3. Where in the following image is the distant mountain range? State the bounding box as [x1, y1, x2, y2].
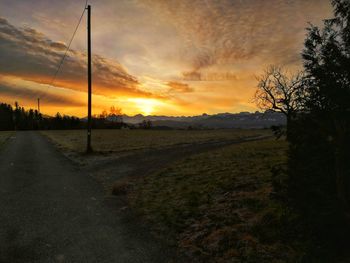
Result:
[118, 111, 286, 129]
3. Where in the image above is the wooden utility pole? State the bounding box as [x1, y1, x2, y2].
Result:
[37, 98, 40, 114]
[86, 4, 93, 153]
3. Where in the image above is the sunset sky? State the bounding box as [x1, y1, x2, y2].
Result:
[0, 0, 332, 117]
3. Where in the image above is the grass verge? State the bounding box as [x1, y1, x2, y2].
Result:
[126, 139, 296, 262]
[0, 131, 14, 148]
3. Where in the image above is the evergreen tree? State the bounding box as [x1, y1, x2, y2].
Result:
[287, 0, 350, 260]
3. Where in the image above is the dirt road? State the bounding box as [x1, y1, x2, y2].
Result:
[79, 133, 271, 191]
[0, 131, 174, 263]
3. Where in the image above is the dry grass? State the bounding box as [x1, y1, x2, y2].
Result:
[127, 139, 294, 262]
[41, 129, 270, 154]
[111, 179, 132, 196]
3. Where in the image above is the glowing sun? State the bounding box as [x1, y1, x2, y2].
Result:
[129, 98, 160, 115]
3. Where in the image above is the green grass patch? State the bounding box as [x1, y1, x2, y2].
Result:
[128, 139, 296, 262]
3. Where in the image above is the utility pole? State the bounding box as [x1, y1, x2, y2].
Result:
[37, 98, 40, 114]
[86, 4, 93, 153]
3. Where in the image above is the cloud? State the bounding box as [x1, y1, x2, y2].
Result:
[167, 81, 193, 93]
[140, 0, 332, 75]
[0, 81, 85, 107]
[183, 71, 202, 81]
[32, 13, 69, 31]
[0, 17, 153, 98]
[49, 41, 66, 51]
[182, 70, 238, 81]
[0, 1, 333, 116]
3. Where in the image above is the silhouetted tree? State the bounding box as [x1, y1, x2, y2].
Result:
[0, 103, 14, 130]
[109, 106, 122, 116]
[0, 102, 82, 130]
[92, 107, 125, 129]
[284, 0, 350, 260]
[139, 120, 152, 129]
[254, 65, 305, 130]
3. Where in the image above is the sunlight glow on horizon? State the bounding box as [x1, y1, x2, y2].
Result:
[127, 98, 163, 116]
[0, 0, 333, 116]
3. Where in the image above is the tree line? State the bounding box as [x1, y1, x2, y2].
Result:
[254, 0, 350, 261]
[0, 102, 127, 130]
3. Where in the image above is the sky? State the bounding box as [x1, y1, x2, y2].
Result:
[0, 0, 333, 117]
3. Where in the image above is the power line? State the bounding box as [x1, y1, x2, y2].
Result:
[37, 0, 88, 114]
[42, 0, 88, 98]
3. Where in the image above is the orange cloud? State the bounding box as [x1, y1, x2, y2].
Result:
[0, 0, 333, 117]
[0, 17, 154, 98]
[141, 0, 332, 74]
[167, 81, 193, 93]
[0, 76, 85, 107]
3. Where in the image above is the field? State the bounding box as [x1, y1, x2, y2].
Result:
[40, 129, 294, 261]
[126, 139, 292, 262]
[0, 131, 13, 147]
[41, 129, 271, 154]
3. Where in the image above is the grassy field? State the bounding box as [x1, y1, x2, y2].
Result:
[41, 129, 271, 154]
[126, 139, 292, 262]
[0, 131, 13, 147]
[42, 129, 294, 261]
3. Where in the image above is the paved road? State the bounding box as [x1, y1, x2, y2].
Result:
[0, 131, 173, 263]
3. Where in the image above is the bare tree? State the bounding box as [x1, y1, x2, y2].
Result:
[254, 65, 305, 126]
[109, 106, 122, 116]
